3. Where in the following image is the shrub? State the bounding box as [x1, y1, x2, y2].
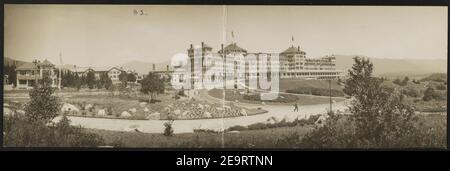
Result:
[3, 115, 105, 147]
[247, 123, 268, 130]
[163, 119, 174, 136]
[226, 125, 248, 132]
[435, 83, 446, 90]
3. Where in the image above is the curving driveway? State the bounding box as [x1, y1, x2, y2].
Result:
[56, 97, 350, 134]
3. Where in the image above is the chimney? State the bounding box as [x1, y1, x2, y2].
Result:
[298, 46, 300, 51]
[153, 64, 155, 71]
[166, 65, 169, 71]
[201, 42, 204, 47]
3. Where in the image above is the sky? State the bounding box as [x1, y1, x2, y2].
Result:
[4, 5, 448, 67]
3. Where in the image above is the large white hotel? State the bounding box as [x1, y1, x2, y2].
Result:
[171, 42, 344, 90]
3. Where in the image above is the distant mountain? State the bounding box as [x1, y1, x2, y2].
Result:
[332, 55, 447, 76]
[118, 60, 172, 75]
[4, 57, 28, 67]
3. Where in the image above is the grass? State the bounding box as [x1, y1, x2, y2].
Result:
[208, 88, 345, 105]
[87, 125, 314, 148]
[85, 113, 446, 148]
[279, 79, 343, 92]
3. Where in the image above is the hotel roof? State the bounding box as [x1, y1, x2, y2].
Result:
[218, 43, 247, 54]
[280, 46, 305, 55]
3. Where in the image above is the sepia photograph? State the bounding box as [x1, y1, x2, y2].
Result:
[3, 4, 447, 149]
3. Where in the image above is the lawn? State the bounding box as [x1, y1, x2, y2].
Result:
[208, 88, 345, 105]
[279, 79, 343, 92]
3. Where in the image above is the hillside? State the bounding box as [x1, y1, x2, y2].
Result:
[4, 57, 28, 67]
[118, 60, 172, 75]
[332, 55, 447, 76]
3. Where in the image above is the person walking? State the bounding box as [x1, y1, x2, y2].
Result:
[293, 103, 299, 112]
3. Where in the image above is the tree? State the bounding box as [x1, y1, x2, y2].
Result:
[127, 73, 137, 88]
[344, 56, 415, 146]
[402, 76, 410, 86]
[119, 71, 128, 87]
[85, 71, 96, 89]
[423, 87, 435, 101]
[140, 72, 165, 103]
[24, 72, 62, 123]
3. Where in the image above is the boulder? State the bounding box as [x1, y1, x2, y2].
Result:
[4, 103, 10, 107]
[139, 102, 148, 107]
[143, 107, 150, 112]
[121, 111, 132, 117]
[240, 109, 247, 116]
[61, 103, 80, 113]
[315, 115, 329, 126]
[182, 111, 189, 116]
[97, 109, 106, 116]
[197, 104, 204, 109]
[203, 111, 212, 118]
[16, 110, 25, 115]
[128, 108, 137, 113]
[174, 109, 181, 115]
[84, 104, 93, 110]
[4, 107, 13, 116]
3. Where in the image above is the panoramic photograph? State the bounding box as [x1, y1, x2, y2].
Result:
[3, 5, 447, 148]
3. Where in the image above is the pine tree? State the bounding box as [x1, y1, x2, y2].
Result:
[24, 72, 62, 123]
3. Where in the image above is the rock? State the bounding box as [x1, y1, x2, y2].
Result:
[197, 104, 204, 109]
[121, 111, 132, 117]
[143, 107, 150, 112]
[174, 109, 181, 115]
[61, 103, 80, 113]
[266, 117, 277, 124]
[205, 104, 210, 108]
[16, 110, 25, 115]
[4, 103, 10, 107]
[235, 100, 239, 103]
[128, 108, 137, 113]
[182, 111, 189, 116]
[315, 115, 329, 126]
[84, 104, 93, 110]
[139, 102, 148, 107]
[4, 107, 13, 116]
[261, 102, 266, 105]
[97, 109, 106, 116]
[240, 109, 247, 116]
[203, 111, 212, 118]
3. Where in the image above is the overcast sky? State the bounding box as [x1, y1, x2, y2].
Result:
[4, 5, 447, 67]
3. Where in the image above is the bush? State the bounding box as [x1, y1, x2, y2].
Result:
[247, 123, 268, 130]
[435, 83, 446, 90]
[3, 115, 105, 147]
[163, 120, 174, 136]
[226, 125, 248, 132]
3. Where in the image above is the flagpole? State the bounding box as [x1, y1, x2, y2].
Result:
[58, 52, 62, 90]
